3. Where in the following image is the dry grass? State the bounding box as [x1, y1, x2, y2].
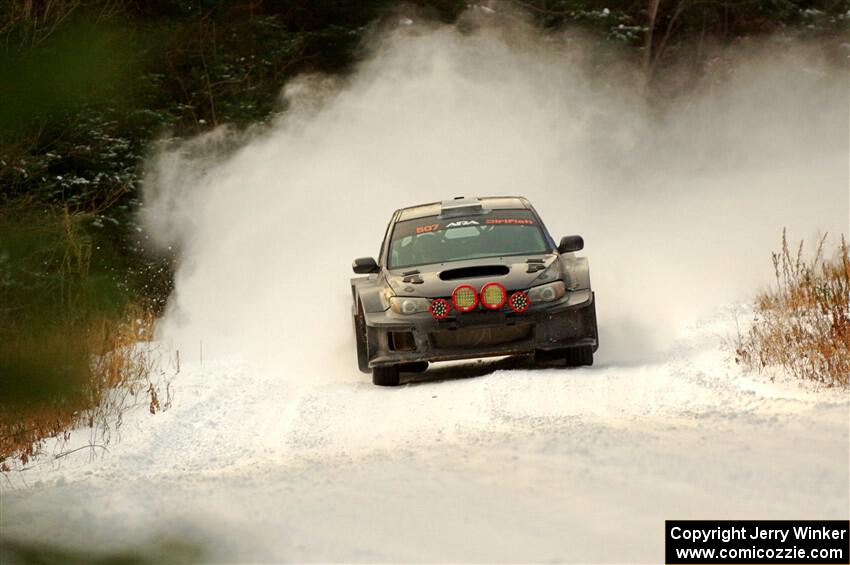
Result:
[0, 305, 170, 469]
[736, 230, 850, 387]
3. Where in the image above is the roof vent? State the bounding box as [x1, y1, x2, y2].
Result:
[439, 197, 484, 218]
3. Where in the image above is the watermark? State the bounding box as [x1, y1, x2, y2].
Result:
[666, 520, 849, 564]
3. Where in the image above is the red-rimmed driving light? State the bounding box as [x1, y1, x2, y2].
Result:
[451, 284, 478, 313]
[429, 298, 451, 319]
[480, 282, 507, 310]
[508, 291, 530, 313]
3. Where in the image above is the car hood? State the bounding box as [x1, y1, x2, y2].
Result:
[386, 254, 561, 298]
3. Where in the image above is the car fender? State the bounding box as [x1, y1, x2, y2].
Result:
[558, 255, 591, 290]
[351, 276, 388, 315]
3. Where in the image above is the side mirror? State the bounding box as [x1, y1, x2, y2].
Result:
[352, 257, 380, 274]
[558, 235, 584, 253]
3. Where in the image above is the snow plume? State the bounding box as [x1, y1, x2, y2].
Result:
[141, 10, 847, 375]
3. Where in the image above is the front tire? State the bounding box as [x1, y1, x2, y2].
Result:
[372, 365, 400, 387]
[353, 305, 370, 374]
[533, 348, 565, 365]
[565, 346, 594, 367]
[534, 346, 594, 367]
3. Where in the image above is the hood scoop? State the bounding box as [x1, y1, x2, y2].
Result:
[526, 259, 547, 273]
[439, 265, 510, 281]
[400, 269, 423, 284]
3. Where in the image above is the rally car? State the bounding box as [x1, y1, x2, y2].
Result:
[351, 196, 598, 386]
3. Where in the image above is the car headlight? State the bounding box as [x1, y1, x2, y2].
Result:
[527, 280, 566, 303]
[389, 296, 432, 315]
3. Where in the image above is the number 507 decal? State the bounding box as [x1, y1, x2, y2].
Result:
[416, 223, 440, 234]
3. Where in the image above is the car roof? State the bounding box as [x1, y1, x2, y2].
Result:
[396, 196, 532, 221]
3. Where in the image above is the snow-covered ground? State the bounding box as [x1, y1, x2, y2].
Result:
[1, 308, 847, 562]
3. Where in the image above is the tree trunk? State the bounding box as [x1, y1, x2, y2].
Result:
[644, 0, 661, 70]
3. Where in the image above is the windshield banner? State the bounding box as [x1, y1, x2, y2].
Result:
[393, 210, 537, 240]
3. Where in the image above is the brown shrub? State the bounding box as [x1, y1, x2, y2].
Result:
[736, 230, 850, 387]
[0, 305, 169, 468]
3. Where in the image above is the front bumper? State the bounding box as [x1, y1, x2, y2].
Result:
[364, 290, 598, 368]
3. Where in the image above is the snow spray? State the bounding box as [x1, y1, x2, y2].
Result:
[141, 9, 848, 377]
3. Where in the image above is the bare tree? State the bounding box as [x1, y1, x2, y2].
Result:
[644, 0, 661, 70]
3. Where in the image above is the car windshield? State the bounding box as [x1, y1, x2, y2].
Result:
[388, 211, 551, 268]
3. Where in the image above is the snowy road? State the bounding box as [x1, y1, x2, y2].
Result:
[2, 12, 847, 563]
[2, 309, 847, 562]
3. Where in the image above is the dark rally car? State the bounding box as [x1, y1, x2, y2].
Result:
[351, 196, 598, 386]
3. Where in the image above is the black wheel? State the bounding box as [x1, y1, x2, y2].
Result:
[372, 365, 400, 386]
[353, 305, 370, 373]
[565, 346, 594, 367]
[533, 348, 566, 366]
[399, 361, 428, 373]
